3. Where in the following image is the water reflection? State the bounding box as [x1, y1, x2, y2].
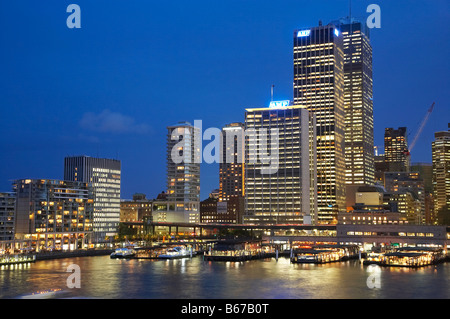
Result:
[0, 256, 448, 299]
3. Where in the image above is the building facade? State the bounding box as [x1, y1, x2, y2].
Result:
[13, 179, 94, 251]
[219, 122, 245, 201]
[293, 22, 346, 223]
[120, 193, 152, 222]
[432, 126, 450, 224]
[218, 122, 245, 223]
[243, 102, 317, 225]
[64, 156, 121, 242]
[333, 19, 374, 187]
[152, 122, 201, 233]
[0, 192, 15, 241]
[384, 127, 409, 172]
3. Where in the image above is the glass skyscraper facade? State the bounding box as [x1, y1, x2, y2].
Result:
[293, 23, 346, 223]
[335, 19, 374, 186]
[432, 126, 450, 224]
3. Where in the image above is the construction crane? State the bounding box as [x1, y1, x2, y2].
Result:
[404, 102, 435, 170]
[409, 102, 435, 152]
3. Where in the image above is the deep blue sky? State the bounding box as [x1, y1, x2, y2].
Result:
[0, 0, 449, 200]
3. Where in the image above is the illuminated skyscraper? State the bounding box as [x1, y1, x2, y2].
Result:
[333, 19, 374, 186]
[293, 22, 346, 223]
[243, 101, 317, 225]
[64, 156, 121, 242]
[384, 127, 409, 171]
[219, 123, 245, 201]
[166, 122, 201, 205]
[155, 122, 200, 228]
[432, 125, 450, 224]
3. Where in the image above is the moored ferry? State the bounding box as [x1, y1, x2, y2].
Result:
[0, 254, 36, 266]
[110, 248, 136, 259]
[158, 246, 193, 259]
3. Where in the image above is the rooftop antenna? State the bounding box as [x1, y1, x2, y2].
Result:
[271, 84, 275, 101]
[349, 0, 352, 20]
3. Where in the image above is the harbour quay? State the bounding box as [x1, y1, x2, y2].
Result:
[265, 224, 449, 252]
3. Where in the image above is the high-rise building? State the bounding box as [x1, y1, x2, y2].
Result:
[166, 122, 201, 205]
[384, 127, 409, 172]
[0, 192, 15, 241]
[219, 123, 245, 201]
[432, 125, 450, 224]
[293, 22, 346, 223]
[152, 122, 200, 232]
[13, 179, 94, 250]
[64, 156, 121, 242]
[332, 19, 374, 186]
[243, 101, 317, 225]
[216, 122, 246, 224]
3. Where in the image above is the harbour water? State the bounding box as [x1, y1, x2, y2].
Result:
[1, 255, 448, 299]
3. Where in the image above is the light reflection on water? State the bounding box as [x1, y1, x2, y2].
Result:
[1, 256, 448, 299]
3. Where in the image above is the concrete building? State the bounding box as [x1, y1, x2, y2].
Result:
[0, 192, 15, 241]
[243, 102, 317, 225]
[120, 193, 152, 222]
[64, 156, 121, 242]
[12, 179, 94, 251]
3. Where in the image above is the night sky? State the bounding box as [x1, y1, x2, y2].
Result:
[0, 0, 449, 200]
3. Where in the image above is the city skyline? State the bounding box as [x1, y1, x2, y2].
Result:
[1, 1, 449, 201]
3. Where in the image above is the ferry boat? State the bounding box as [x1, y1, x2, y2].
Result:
[158, 246, 192, 259]
[363, 252, 384, 265]
[110, 248, 136, 259]
[19, 289, 64, 299]
[0, 254, 36, 266]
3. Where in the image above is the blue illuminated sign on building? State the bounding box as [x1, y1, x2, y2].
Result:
[269, 100, 291, 108]
[334, 29, 340, 37]
[297, 30, 311, 37]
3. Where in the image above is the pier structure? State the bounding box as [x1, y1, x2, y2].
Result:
[133, 221, 449, 251]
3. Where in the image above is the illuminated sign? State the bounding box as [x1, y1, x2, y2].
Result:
[297, 30, 311, 37]
[269, 100, 290, 108]
[334, 29, 340, 37]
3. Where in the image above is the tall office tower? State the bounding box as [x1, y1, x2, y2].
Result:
[332, 19, 374, 186]
[432, 125, 450, 224]
[293, 22, 346, 223]
[13, 179, 94, 250]
[219, 123, 245, 201]
[384, 127, 409, 172]
[158, 121, 200, 229]
[243, 101, 317, 225]
[217, 123, 245, 223]
[0, 192, 15, 241]
[64, 156, 121, 242]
